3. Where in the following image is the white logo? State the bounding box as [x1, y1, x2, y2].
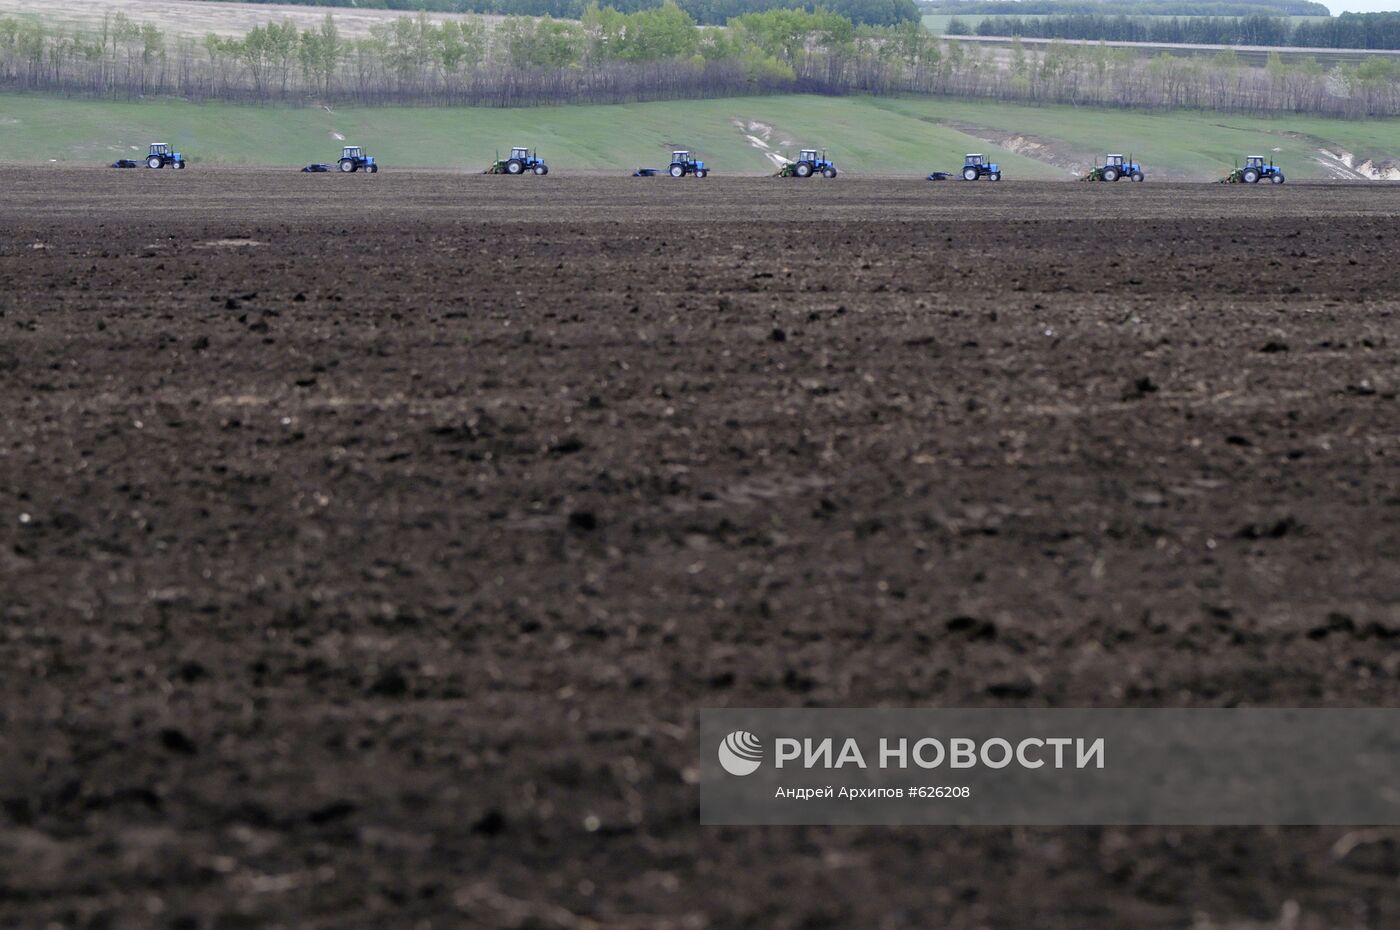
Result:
[718, 730, 763, 776]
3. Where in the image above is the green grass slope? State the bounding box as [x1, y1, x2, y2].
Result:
[1, 92, 1397, 179]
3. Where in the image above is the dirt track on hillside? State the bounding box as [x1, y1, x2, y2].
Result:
[2, 169, 1399, 930]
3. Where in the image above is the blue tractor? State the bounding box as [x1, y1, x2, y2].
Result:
[1223, 155, 1285, 185]
[338, 145, 379, 173]
[961, 153, 1000, 181]
[488, 147, 548, 175]
[1085, 153, 1145, 182]
[144, 142, 186, 170]
[668, 151, 708, 178]
[779, 148, 838, 178]
[636, 150, 710, 177]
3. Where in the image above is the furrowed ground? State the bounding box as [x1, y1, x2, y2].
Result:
[2, 169, 1399, 929]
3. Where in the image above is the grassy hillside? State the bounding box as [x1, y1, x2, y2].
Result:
[1, 92, 1398, 178]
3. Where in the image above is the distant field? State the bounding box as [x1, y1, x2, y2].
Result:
[1, 92, 1398, 179]
[923, 13, 1050, 33]
[950, 32, 1400, 66]
[0, 0, 508, 38]
[922, 13, 1332, 35]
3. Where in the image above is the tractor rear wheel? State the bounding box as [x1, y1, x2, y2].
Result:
[148, 156, 163, 169]
[340, 160, 355, 173]
[795, 163, 812, 178]
[1242, 169, 1260, 183]
[963, 167, 978, 181]
[670, 165, 685, 177]
[506, 160, 524, 175]
[1102, 167, 1119, 182]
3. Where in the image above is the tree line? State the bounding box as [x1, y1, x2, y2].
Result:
[963, 12, 1400, 51]
[3, 7, 1400, 115]
[179, 0, 919, 26]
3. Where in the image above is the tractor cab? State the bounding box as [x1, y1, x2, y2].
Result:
[672, 151, 694, 166]
[511, 147, 531, 160]
[800, 149, 819, 163]
[1106, 154, 1125, 167]
[150, 143, 171, 157]
[343, 146, 363, 160]
[965, 153, 985, 167]
[1245, 155, 1266, 169]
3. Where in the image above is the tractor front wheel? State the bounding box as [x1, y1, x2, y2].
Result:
[1271, 173, 1284, 184]
[1132, 172, 1144, 182]
[370, 164, 379, 174]
[822, 167, 837, 178]
[697, 169, 708, 178]
[989, 172, 1001, 182]
[506, 160, 524, 175]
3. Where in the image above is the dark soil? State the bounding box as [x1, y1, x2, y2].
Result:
[2, 168, 1399, 930]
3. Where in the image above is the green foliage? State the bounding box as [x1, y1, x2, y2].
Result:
[298, 14, 344, 93]
[582, 1, 700, 63]
[435, 19, 489, 72]
[731, 8, 853, 65]
[499, 16, 585, 68]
